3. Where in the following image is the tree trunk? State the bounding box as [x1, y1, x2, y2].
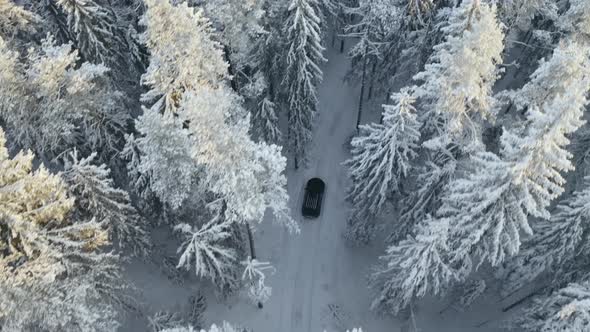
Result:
[356, 53, 368, 131]
[294, 156, 299, 170]
[223, 45, 238, 92]
[367, 61, 377, 100]
[246, 222, 256, 259]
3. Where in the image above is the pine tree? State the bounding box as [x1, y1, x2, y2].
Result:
[0, 0, 37, 39]
[344, 89, 421, 244]
[557, 0, 590, 41]
[0, 126, 131, 331]
[131, 109, 196, 209]
[497, 0, 558, 32]
[246, 0, 287, 144]
[414, 0, 504, 151]
[0, 35, 129, 161]
[25, 0, 72, 43]
[373, 40, 590, 315]
[201, 0, 266, 73]
[56, 0, 124, 64]
[62, 150, 151, 257]
[442, 41, 590, 268]
[371, 216, 460, 314]
[139, 0, 228, 114]
[502, 176, 590, 296]
[282, 0, 326, 168]
[391, 155, 456, 244]
[160, 321, 239, 332]
[179, 89, 295, 229]
[344, 0, 403, 86]
[174, 201, 236, 286]
[514, 281, 590, 332]
[137, 0, 296, 231]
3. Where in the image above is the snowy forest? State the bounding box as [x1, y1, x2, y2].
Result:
[1, 0, 590, 331]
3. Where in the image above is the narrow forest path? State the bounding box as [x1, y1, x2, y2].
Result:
[207, 46, 399, 331]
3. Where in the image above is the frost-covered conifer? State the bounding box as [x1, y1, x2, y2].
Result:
[0, 0, 37, 39]
[135, 0, 296, 232]
[344, 89, 421, 244]
[56, 0, 132, 73]
[202, 0, 266, 72]
[62, 151, 151, 257]
[344, 0, 402, 85]
[161, 322, 239, 332]
[514, 281, 590, 332]
[131, 109, 195, 209]
[373, 42, 590, 312]
[502, 176, 590, 295]
[246, 1, 286, 144]
[252, 93, 281, 144]
[0, 35, 128, 160]
[174, 205, 236, 285]
[0, 127, 131, 331]
[442, 41, 590, 268]
[557, 0, 590, 41]
[371, 216, 459, 314]
[498, 0, 558, 32]
[391, 155, 456, 244]
[139, 0, 228, 114]
[179, 89, 295, 229]
[414, 0, 504, 150]
[282, 0, 326, 168]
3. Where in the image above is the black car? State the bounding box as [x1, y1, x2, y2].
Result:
[302, 178, 325, 218]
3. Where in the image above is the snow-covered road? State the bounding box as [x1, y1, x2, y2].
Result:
[207, 45, 399, 332]
[206, 44, 509, 332]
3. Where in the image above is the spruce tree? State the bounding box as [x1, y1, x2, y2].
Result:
[282, 0, 326, 168]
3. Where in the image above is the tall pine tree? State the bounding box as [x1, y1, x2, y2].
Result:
[282, 0, 326, 168]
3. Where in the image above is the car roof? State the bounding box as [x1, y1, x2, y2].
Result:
[306, 178, 325, 192]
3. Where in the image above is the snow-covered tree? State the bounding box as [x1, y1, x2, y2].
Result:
[282, 0, 326, 168]
[371, 216, 460, 314]
[557, 0, 590, 41]
[374, 52, 590, 310]
[441, 41, 590, 268]
[0, 35, 128, 160]
[131, 109, 196, 209]
[161, 321, 239, 332]
[202, 0, 266, 72]
[502, 176, 590, 295]
[391, 155, 456, 244]
[497, 0, 558, 32]
[241, 257, 275, 306]
[245, 0, 287, 144]
[136, 0, 297, 231]
[513, 281, 590, 332]
[344, 89, 421, 244]
[0, 126, 131, 331]
[62, 150, 151, 257]
[139, 0, 228, 115]
[0, 0, 37, 39]
[344, 0, 402, 85]
[179, 89, 295, 229]
[0, 126, 73, 236]
[174, 206, 236, 285]
[414, 0, 504, 151]
[252, 90, 281, 144]
[55, 0, 134, 74]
